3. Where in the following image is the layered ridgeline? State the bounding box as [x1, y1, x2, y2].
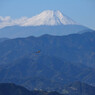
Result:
[0, 31, 95, 93]
[0, 10, 92, 38]
[0, 82, 95, 95]
[0, 31, 95, 67]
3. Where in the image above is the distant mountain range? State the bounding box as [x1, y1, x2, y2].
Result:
[0, 82, 95, 95]
[0, 25, 92, 38]
[0, 38, 9, 43]
[0, 10, 93, 38]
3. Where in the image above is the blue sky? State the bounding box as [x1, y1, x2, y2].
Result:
[0, 0, 95, 30]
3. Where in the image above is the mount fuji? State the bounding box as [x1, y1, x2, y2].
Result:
[0, 10, 92, 38]
[21, 10, 77, 26]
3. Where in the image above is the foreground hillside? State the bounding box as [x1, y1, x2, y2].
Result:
[0, 82, 95, 95]
[63, 81, 95, 95]
[0, 83, 60, 95]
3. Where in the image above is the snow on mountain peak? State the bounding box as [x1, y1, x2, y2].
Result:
[0, 10, 77, 28]
[22, 10, 77, 26]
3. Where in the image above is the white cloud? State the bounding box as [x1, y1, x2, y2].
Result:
[0, 16, 28, 28]
[0, 16, 11, 22]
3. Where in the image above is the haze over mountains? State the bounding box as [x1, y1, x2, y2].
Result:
[0, 10, 92, 38]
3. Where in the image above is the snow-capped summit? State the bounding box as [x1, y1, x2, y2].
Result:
[0, 10, 78, 28]
[22, 10, 77, 26]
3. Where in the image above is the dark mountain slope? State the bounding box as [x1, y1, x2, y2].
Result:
[0, 83, 61, 95]
[0, 82, 95, 95]
[0, 83, 31, 95]
[0, 55, 95, 92]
